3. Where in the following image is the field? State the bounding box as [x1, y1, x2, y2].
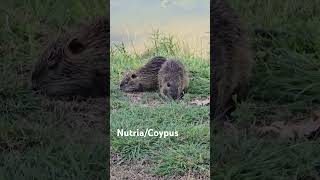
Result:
[110, 33, 210, 178]
[213, 0, 320, 179]
[0, 0, 107, 179]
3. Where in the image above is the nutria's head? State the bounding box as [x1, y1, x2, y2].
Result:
[119, 71, 144, 92]
[159, 60, 187, 100]
[119, 56, 167, 92]
[31, 17, 108, 97]
[159, 77, 184, 100]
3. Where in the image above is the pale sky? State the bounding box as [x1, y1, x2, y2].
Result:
[111, 0, 209, 56]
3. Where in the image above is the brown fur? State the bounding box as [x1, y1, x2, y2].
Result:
[158, 59, 189, 100]
[212, 0, 254, 121]
[31, 17, 108, 97]
[119, 56, 167, 92]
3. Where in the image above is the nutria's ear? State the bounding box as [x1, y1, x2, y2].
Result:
[68, 38, 85, 54]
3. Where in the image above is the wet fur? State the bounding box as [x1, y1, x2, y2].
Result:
[31, 17, 108, 97]
[158, 59, 189, 100]
[212, 0, 254, 121]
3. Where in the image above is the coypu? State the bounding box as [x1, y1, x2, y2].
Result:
[31, 17, 108, 97]
[158, 59, 189, 100]
[212, 0, 254, 122]
[119, 56, 167, 92]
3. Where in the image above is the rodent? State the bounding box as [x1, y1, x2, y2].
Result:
[119, 56, 167, 92]
[212, 0, 254, 121]
[158, 59, 189, 100]
[31, 17, 108, 97]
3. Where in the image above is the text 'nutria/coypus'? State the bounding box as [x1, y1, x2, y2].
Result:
[119, 56, 166, 92]
[31, 17, 108, 97]
[158, 59, 189, 100]
[212, 0, 254, 121]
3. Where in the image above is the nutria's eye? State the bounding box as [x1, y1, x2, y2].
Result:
[167, 82, 170, 87]
[131, 74, 137, 79]
[68, 38, 85, 54]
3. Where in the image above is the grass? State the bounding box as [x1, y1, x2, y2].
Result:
[213, 0, 320, 179]
[110, 32, 210, 177]
[0, 0, 107, 179]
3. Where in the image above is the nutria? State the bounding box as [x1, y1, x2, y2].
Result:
[119, 56, 166, 92]
[31, 17, 108, 97]
[212, 0, 254, 121]
[158, 59, 189, 100]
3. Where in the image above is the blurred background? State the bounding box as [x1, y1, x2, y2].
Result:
[111, 0, 209, 57]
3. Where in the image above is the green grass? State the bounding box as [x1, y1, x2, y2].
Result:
[0, 0, 107, 179]
[110, 32, 210, 177]
[213, 0, 320, 179]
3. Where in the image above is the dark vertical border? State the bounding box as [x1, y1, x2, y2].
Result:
[106, 0, 111, 179]
[210, 0, 215, 178]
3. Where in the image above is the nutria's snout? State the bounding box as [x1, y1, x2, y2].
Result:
[161, 88, 182, 100]
[171, 93, 184, 100]
[170, 92, 178, 100]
